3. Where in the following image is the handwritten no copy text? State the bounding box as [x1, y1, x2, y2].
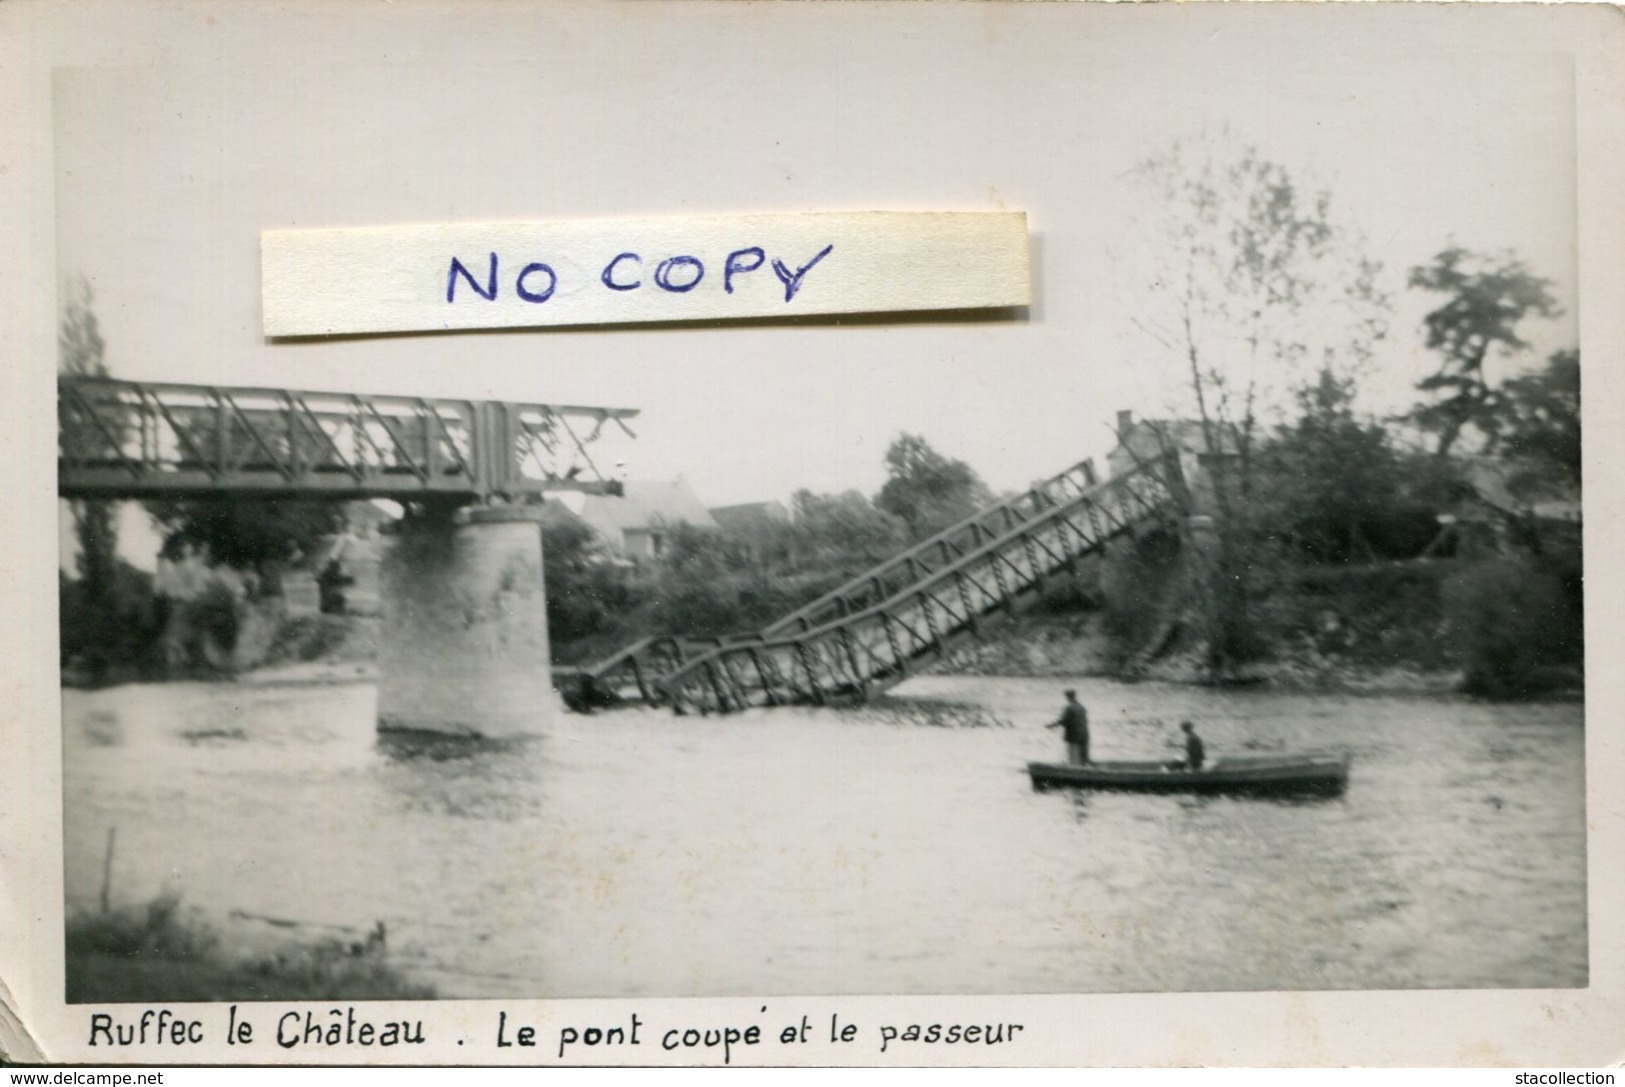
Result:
[445, 244, 834, 306]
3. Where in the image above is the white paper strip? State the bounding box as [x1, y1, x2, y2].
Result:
[261, 211, 1029, 336]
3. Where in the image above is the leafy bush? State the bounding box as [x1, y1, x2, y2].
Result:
[1444, 558, 1582, 698]
[1255, 563, 1453, 670]
[264, 614, 355, 665]
[59, 564, 167, 684]
[184, 582, 241, 655]
[1099, 529, 1186, 667]
[1031, 566, 1103, 616]
[66, 891, 219, 960]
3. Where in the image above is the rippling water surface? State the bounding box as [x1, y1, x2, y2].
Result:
[62, 675, 1586, 997]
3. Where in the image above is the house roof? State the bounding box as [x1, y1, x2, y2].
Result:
[537, 498, 593, 534]
[577, 478, 718, 534]
[1123, 418, 1238, 449]
[1457, 457, 1582, 522]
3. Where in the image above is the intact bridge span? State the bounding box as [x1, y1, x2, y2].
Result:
[60, 375, 637, 737]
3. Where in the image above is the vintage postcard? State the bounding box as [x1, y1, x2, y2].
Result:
[2, 0, 1621, 1068]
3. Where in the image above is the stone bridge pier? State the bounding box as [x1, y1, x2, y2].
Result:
[377, 505, 553, 737]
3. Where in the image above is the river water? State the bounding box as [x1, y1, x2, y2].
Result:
[61, 675, 1586, 997]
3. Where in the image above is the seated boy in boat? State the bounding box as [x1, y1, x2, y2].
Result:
[1166, 720, 1205, 771]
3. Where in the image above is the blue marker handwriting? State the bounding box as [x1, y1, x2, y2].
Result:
[447, 246, 834, 305]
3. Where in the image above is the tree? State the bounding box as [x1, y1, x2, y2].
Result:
[1120, 131, 1388, 674]
[59, 279, 123, 678]
[60, 277, 107, 377]
[146, 497, 346, 585]
[1256, 369, 1404, 564]
[1123, 130, 1389, 455]
[789, 489, 907, 566]
[874, 434, 993, 540]
[541, 514, 639, 648]
[1407, 246, 1561, 456]
[1490, 348, 1580, 492]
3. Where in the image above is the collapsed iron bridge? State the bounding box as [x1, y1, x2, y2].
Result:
[559, 451, 1186, 715]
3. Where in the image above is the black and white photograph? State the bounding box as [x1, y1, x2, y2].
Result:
[7, 0, 1623, 1068]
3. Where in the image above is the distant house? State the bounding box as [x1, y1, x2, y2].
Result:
[1438, 457, 1582, 560]
[1106, 410, 1241, 482]
[572, 477, 718, 561]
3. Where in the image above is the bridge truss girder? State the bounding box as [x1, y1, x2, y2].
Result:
[569, 453, 1185, 715]
[57, 376, 638, 502]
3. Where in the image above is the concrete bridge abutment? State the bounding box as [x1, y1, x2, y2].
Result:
[377, 505, 554, 737]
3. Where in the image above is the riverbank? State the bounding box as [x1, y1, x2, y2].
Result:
[68, 597, 1581, 702]
[936, 611, 1479, 696]
[66, 892, 434, 1003]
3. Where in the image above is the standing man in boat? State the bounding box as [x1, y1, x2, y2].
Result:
[1047, 689, 1091, 765]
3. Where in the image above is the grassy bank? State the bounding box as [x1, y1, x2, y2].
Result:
[66, 893, 434, 1004]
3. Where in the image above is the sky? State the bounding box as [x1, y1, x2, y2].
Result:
[53, 3, 1579, 521]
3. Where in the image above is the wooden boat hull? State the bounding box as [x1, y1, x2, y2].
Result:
[1027, 755, 1349, 797]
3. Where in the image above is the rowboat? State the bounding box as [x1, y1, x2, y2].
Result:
[1026, 754, 1350, 797]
